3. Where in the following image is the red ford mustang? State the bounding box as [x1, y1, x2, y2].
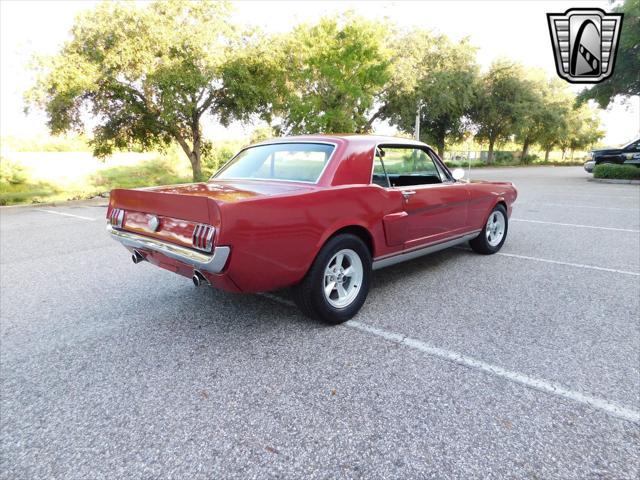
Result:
[108, 135, 517, 323]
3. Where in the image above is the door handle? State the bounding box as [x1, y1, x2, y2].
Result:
[402, 190, 416, 200]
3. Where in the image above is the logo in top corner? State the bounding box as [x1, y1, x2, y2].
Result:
[547, 8, 623, 84]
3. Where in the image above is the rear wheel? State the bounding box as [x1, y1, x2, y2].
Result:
[292, 234, 371, 324]
[469, 204, 508, 254]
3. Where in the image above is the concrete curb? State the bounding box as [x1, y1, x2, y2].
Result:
[588, 178, 640, 185]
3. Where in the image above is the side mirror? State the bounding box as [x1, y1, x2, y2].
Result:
[452, 168, 465, 181]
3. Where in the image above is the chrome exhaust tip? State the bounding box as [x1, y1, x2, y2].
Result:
[131, 250, 145, 264]
[192, 270, 206, 287]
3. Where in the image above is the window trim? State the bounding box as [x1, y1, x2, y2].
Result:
[370, 143, 454, 188]
[211, 141, 338, 185]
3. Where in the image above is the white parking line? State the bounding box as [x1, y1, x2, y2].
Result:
[257, 293, 640, 423]
[345, 321, 640, 424]
[37, 209, 97, 221]
[494, 252, 640, 276]
[517, 202, 638, 211]
[455, 247, 640, 276]
[512, 218, 639, 233]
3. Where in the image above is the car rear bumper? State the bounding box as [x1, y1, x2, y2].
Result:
[107, 224, 231, 274]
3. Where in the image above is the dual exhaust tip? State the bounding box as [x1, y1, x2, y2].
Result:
[131, 250, 145, 264]
[192, 270, 207, 287]
[131, 249, 207, 288]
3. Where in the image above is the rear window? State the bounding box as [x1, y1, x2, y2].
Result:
[214, 143, 335, 183]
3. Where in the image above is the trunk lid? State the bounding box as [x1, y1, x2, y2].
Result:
[107, 180, 314, 250]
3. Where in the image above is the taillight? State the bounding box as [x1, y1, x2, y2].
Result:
[192, 224, 215, 252]
[109, 208, 125, 228]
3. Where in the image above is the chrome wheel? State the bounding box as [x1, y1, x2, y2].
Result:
[485, 210, 506, 247]
[323, 249, 363, 308]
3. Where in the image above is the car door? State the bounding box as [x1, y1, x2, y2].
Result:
[377, 145, 469, 250]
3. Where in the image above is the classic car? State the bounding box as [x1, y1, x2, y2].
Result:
[108, 135, 517, 323]
[583, 138, 640, 173]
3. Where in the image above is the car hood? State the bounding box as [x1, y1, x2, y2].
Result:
[143, 180, 316, 203]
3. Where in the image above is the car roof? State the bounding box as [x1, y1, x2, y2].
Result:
[254, 134, 434, 150]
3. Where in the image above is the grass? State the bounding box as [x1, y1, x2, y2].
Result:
[91, 158, 191, 190]
[593, 163, 640, 180]
[0, 156, 192, 206]
[0, 182, 60, 205]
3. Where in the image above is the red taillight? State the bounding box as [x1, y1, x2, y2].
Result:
[192, 224, 215, 252]
[109, 208, 125, 228]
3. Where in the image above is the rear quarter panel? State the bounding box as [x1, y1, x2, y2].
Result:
[216, 186, 401, 292]
[467, 181, 518, 230]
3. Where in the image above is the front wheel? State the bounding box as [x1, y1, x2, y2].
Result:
[469, 204, 508, 254]
[292, 234, 372, 324]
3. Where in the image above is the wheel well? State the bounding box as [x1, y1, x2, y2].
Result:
[496, 200, 507, 211]
[328, 225, 374, 256]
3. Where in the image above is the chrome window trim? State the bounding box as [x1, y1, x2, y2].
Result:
[211, 141, 339, 185]
[108, 224, 230, 274]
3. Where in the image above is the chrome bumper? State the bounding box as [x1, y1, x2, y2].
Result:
[107, 224, 230, 274]
[584, 160, 595, 173]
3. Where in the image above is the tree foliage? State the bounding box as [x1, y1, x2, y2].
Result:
[558, 104, 604, 159]
[269, 15, 392, 134]
[515, 74, 575, 162]
[469, 61, 537, 164]
[26, 3, 607, 173]
[378, 31, 478, 156]
[26, 0, 270, 180]
[579, 0, 639, 108]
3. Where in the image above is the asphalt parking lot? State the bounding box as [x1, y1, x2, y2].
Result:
[1, 166, 639, 479]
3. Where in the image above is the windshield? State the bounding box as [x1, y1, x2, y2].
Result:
[213, 143, 335, 183]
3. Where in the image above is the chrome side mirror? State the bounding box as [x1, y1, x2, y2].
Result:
[452, 168, 465, 181]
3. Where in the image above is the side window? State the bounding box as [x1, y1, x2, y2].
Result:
[378, 147, 443, 187]
[372, 149, 390, 187]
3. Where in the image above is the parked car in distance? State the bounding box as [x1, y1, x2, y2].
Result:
[108, 135, 518, 323]
[584, 138, 640, 173]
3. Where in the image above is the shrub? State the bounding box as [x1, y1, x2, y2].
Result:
[521, 153, 539, 165]
[494, 151, 514, 163]
[593, 163, 640, 180]
[0, 158, 28, 185]
[445, 160, 484, 169]
[201, 140, 244, 176]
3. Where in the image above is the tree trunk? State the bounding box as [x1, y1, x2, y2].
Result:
[487, 138, 496, 165]
[190, 150, 202, 182]
[544, 149, 550, 162]
[175, 133, 203, 182]
[436, 133, 445, 159]
[520, 138, 530, 164]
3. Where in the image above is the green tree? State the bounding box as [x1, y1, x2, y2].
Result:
[377, 30, 479, 157]
[469, 60, 535, 164]
[579, 0, 639, 107]
[558, 104, 604, 159]
[515, 75, 575, 162]
[26, 0, 270, 181]
[271, 14, 392, 134]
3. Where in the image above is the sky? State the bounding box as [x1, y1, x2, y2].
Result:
[1, 0, 638, 145]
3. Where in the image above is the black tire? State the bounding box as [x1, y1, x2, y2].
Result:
[292, 233, 372, 324]
[469, 204, 508, 255]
